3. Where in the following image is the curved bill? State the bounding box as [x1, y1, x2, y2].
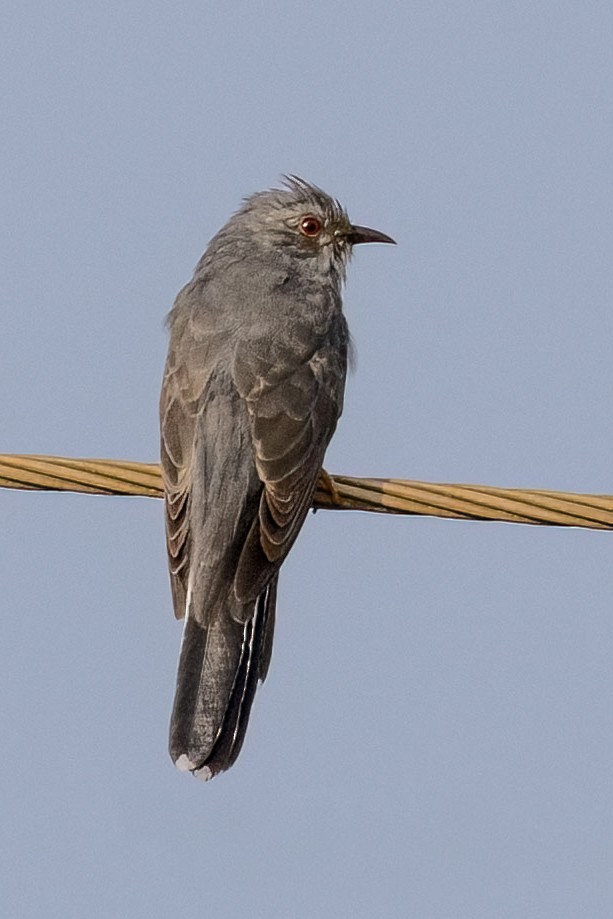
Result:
[347, 224, 396, 245]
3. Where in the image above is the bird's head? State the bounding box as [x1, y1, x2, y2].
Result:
[211, 176, 395, 282]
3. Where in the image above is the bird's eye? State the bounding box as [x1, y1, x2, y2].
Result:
[299, 215, 323, 238]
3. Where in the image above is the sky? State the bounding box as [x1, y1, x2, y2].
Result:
[2, 1, 613, 916]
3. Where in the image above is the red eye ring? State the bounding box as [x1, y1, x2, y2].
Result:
[299, 215, 323, 238]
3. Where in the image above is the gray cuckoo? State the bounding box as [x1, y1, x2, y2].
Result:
[160, 177, 394, 780]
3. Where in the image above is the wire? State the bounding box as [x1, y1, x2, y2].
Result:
[1, 453, 611, 530]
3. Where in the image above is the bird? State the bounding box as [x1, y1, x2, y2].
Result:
[160, 176, 395, 780]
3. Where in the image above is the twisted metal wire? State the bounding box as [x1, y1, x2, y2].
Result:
[1, 454, 612, 530]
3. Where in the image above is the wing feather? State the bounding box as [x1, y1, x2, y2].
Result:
[160, 372, 196, 617]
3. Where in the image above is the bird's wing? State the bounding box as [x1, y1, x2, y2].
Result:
[160, 286, 259, 622]
[232, 342, 347, 606]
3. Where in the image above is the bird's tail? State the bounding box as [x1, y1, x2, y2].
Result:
[169, 576, 277, 780]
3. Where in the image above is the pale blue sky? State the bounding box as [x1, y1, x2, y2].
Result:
[3, 2, 613, 916]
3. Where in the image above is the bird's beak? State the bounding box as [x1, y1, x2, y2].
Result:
[346, 224, 396, 246]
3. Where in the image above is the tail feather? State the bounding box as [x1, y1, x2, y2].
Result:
[169, 576, 278, 780]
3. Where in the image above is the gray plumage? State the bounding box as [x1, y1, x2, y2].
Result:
[160, 176, 394, 780]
